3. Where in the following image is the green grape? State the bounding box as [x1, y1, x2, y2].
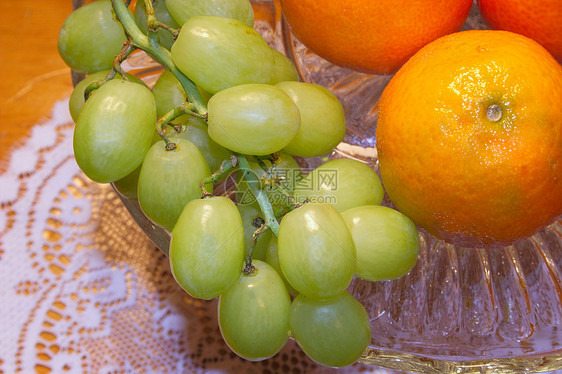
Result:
[293, 158, 384, 212]
[73, 79, 156, 183]
[277, 203, 355, 299]
[218, 260, 290, 361]
[342, 205, 419, 281]
[69, 70, 145, 123]
[113, 164, 142, 200]
[276, 81, 346, 157]
[135, 0, 179, 50]
[166, 0, 254, 27]
[152, 69, 210, 118]
[171, 16, 275, 94]
[58, 0, 127, 74]
[207, 84, 300, 155]
[175, 120, 232, 171]
[289, 292, 371, 368]
[137, 139, 212, 232]
[170, 196, 245, 299]
[265, 236, 298, 296]
[269, 49, 299, 84]
[237, 203, 271, 260]
[235, 152, 302, 212]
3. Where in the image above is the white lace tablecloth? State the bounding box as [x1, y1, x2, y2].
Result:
[0, 99, 398, 373]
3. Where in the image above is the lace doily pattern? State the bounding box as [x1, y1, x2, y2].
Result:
[0, 100, 394, 373]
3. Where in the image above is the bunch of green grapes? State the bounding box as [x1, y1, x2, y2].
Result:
[58, 0, 420, 367]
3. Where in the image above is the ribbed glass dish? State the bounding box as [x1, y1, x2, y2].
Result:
[74, 0, 562, 372]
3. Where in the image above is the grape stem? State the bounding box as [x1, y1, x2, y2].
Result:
[142, 0, 159, 44]
[112, 39, 135, 80]
[200, 155, 239, 197]
[83, 39, 136, 101]
[244, 222, 268, 275]
[142, 0, 180, 39]
[252, 158, 300, 213]
[237, 155, 280, 237]
[110, 0, 207, 116]
[156, 102, 200, 149]
[157, 22, 180, 39]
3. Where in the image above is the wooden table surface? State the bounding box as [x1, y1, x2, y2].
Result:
[0, 0, 74, 166]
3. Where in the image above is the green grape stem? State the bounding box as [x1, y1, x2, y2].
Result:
[83, 39, 135, 101]
[253, 158, 299, 212]
[142, 0, 158, 32]
[237, 155, 280, 237]
[200, 155, 239, 197]
[142, 0, 159, 42]
[142, 0, 179, 38]
[244, 222, 267, 274]
[110, 0, 207, 115]
[157, 22, 180, 39]
[156, 102, 198, 147]
[113, 39, 135, 79]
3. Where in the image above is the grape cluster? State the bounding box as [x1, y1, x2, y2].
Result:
[58, 0, 420, 367]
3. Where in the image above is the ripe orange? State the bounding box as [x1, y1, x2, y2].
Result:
[280, 0, 473, 75]
[376, 30, 562, 247]
[478, 0, 562, 63]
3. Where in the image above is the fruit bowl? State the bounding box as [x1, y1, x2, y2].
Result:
[74, 0, 562, 372]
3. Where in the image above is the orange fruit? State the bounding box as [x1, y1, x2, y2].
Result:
[280, 0, 472, 75]
[376, 30, 562, 247]
[478, 0, 562, 63]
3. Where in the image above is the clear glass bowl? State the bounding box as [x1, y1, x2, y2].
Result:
[75, 0, 562, 372]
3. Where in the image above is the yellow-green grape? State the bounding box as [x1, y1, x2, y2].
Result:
[171, 16, 275, 94]
[166, 0, 254, 27]
[69, 70, 145, 122]
[73, 79, 156, 183]
[218, 260, 291, 361]
[170, 196, 245, 299]
[137, 139, 212, 232]
[207, 84, 300, 155]
[277, 203, 356, 299]
[276, 81, 346, 157]
[269, 48, 299, 84]
[342, 205, 419, 281]
[289, 292, 371, 367]
[58, 0, 127, 74]
[293, 158, 384, 212]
